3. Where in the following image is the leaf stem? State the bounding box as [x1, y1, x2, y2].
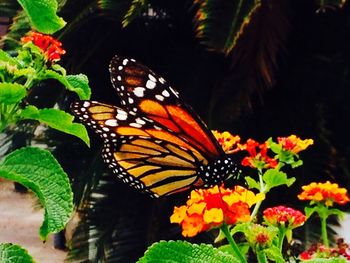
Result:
[221, 224, 247, 263]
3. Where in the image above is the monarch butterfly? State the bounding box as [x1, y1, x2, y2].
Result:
[72, 56, 238, 197]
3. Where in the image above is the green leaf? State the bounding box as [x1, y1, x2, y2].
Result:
[20, 105, 90, 146]
[264, 246, 285, 263]
[0, 243, 34, 263]
[244, 176, 260, 190]
[263, 169, 296, 192]
[0, 82, 26, 104]
[17, 0, 66, 34]
[137, 240, 240, 263]
[0, 50, 19, 66]
[41, 70, 91, 100]
[66, 74, 91, 100]
[0, 147, 73, 240]
[304, 206, 318, 218]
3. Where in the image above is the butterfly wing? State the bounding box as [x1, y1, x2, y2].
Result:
[109, 56, 224, 160]
[72, 101, 212, 197]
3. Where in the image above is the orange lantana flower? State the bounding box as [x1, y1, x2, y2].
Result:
[298, 181, 350, 207]
[277, 135, 313, 154]
[21, 31, 66, 62]
[170, 185, 264, 237]
[212, 130, 241, 154]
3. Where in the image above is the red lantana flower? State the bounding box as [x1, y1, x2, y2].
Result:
[21, 31, 66, 62]
[263, 206, 306, 229]
[170, 185, 264, 237]
[239, 139, 278, 169]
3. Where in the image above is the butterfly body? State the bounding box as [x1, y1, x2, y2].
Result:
[72, 56, 238, 197]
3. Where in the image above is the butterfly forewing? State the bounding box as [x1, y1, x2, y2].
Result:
[109, 56, 224, 159]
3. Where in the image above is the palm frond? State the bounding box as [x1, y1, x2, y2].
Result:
[192, 0, 260, 54]
[0, 0, 20, 17]
[122, 0, 149, 27]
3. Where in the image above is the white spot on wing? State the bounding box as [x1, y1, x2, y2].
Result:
[128, 97, 134, 104]
[155, 95, 164, 101]
[83, 101, 91, 107]
[105, 119, 118, 126]
[162, 90, 170, 97]
[169, 87, 179, 98]
[122, 59, 128, 65]
[130, 123, 142, 128]
[148, 74, 156, 82]
[159, 77, 165, 84]
[133, 87, 145, 97]
[118, 66, 123, 70]
[146, 80, 156, 89]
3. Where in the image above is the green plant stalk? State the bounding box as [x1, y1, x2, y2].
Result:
[221, 224, 247, 263]
[320, 212, 329, 247]
[256, 250, 268, 263]
[250, 169, 265, 220]
[277, 227, 286, 252]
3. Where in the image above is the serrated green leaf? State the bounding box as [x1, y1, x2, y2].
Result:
[0, 50, 19, 66]
[244, 176, 260, 190]
[137, 240, 240, 263]
[0, 243, 34, 263]
[0, 147, 73, 240]
[263, 169, 295, 191]
[17, 0, 66, 34]
[20, 105, 90, 146]
[0, 82, 26, 104]
[41, 70, 91, 100]
[66, 74, 91, 100]
[51, 63, 66, 75]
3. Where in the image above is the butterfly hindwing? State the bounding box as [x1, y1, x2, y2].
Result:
[72, 100, 209, 197]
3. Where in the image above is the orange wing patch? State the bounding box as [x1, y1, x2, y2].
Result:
[166, 105, 219, 157]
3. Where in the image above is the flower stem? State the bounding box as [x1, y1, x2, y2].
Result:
[221, 224, 247, 263]
[320, 214, 329, 247]
[278, 228, 286, 252]
[256, 250, 268, 263]
[251, 169, 265, 220]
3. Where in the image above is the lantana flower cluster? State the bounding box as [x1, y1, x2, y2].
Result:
[298, 181, 350, 206]
[277, 135, 314, 154]
[263, 206, 306, 229]
[21, 31, 66, 62]
[170, 185, 264, 237]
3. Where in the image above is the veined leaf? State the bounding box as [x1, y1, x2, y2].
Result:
[0, 82, 26, 104]
[20, 105, 90, 146]
[0, 243, 34, 263]
[17, 0, 66, 34]
[0, 50, 19, 66]
[0, 147, 73, 240]
[41, 70, 91, 100]
[137, 240, 239, 263]
[66, 74, 91, 100]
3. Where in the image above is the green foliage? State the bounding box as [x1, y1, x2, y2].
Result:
[0, 147, 73, 240]
[193, 0, 260, 54]
[262, 169, 295, 192]
[137, 240, 240, 263]
[301, 258, 347, 263]
[0, 243, 34, 263]
[0, 83, 26, 104]
[122, 0, 148, 27]
[0, 40, 91, 144]
[17, 0, 66, 33]
[20, 106, 90, 146]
